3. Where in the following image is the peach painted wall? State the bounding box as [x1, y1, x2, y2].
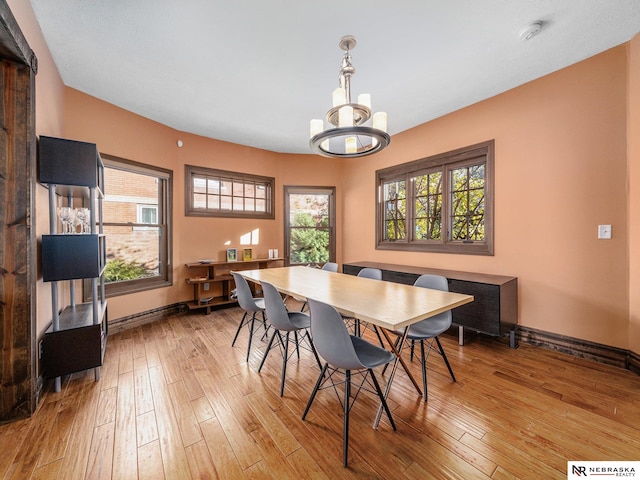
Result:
[63, 89, 344, 320]
[629, 35, 640, 356]
[343, 46, 630, 349]
[7, 0, 66, 338]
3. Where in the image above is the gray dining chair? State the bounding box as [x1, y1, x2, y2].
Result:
[258, 281, 322, 396]
[390, 274, 456, 402]
[231, 272, 267, 362]
[302, 298, 396, 467]
[356, 267, 381, 280]
[320, 261, 339, 272]
[348, 267, 384, 344]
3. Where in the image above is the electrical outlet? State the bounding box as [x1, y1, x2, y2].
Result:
[598, 225, 612, 239]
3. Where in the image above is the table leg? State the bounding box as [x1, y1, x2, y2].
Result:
[379, 328, 422, 396]
[374, 326, 422, 429]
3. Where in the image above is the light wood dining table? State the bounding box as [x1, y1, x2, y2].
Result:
[235, 266, 474, 428]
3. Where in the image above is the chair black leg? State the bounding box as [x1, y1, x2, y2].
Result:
[294, 331, 300, 359]
[280, 332, 289, 397]
[232, 312, 249, 346]
[258, 329, 277, 372]
[246, 312, 256, 362]
[435, 336, 456, 382]
[261, 311, 269, 340]
[369, 369, 396, 431]
[343, 370, 351, 467]
[420, 340, 428, 402]
[302, 363, 328, 420]
[305, 331, 322, 369]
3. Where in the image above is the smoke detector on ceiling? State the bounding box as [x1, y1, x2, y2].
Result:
[519, 22, 543, 41]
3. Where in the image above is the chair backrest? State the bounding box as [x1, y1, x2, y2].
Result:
[262, 281, 296, 330]
[413, 273, 448, 291]
[231, 272, 263, 312]
[321, 262, 338, 272]
[357, 267, 382, 280]
[413, 274, 452, 323]
[307, 298, 364, 370]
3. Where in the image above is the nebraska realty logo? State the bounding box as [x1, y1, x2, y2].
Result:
[568, 461, 639, 478]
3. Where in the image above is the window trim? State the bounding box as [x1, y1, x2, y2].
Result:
[88, 154, 173, 298]
[376, 140, 494, 255]
[185, 164, 275, 219]
[284, 186, 336, 266]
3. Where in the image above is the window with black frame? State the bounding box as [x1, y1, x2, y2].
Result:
[284, 186, 336, 266]
[185, 164, 274, 219]
[94, 155, 172, 297]
[376, 140, 494, 255]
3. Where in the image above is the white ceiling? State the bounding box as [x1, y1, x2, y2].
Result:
[29, 1, 640, 155]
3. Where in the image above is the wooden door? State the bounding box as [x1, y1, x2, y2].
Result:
[0, 0, 38, 421]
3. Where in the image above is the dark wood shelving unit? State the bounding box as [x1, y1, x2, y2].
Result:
[185, 258, 284, 314]
[39, 136, 108, 389]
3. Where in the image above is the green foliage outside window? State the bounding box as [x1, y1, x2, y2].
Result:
[289, 212, 330, 264]
[104, 258, 149, 282]
[384, 180, 406, 241]
[414, 171, 443, 240]
[450, 164, 485, 241]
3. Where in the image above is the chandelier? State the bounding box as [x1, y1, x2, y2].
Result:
[309, 35, 390, 158]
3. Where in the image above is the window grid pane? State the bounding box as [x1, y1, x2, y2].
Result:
[190, 172, 272, 215]
[449, 165, 486, 242]
[413, 171, 442, 240]
[383, 180, 406, 241]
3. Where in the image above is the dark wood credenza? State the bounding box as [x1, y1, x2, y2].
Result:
[343, 261, 518, 348]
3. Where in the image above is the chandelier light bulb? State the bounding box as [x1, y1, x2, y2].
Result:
[310, 119, 324, 138]
[373, 112, 387, 132]
[345, 137, 358, 154]
[339, 105, 354, 127]
[357, 93, 371, 109]
[333, 87, 346, 107]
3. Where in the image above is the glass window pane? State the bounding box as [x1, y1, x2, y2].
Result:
[104, 168, 158, 224]
[256, 199, 266, 212]
[449, 162, 485, 242]
[140, 206, 157, 224]
[207, 178, 220, 194]
[233, 181, 244, 196]
[193, 193, 206, 209]
[232, 196, 244, 210]
[103, 225, 160, 283]
[220, 179, 232, 194]
[207, 194, 219, 209]
[193, 177, 206, 194]
[220, 195, 232, 210]
[289, 227, 330, 264]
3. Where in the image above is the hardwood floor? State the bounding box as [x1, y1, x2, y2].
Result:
[2, 305, 639, 479]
